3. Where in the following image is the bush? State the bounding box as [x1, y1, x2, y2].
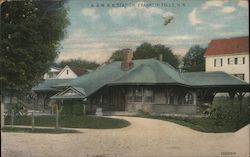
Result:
[60, 104, 73, 115]
[207, 99, 250, 131]
[7, 103, 27, 116]
[72, 103, 84, 115]
[60, 101, 84, 115]
[136, 109, 150, 116]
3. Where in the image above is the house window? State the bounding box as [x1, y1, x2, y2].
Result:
[214, 58, 223, 67]
[238, 57, 245, 64]
[66, 70, 69, 75]
[234, 58, 238, 64]
[233, 74, 245, 80]
[144, 89, 154, 103]
[228, 58, 234, 65]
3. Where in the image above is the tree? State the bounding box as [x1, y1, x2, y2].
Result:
[109, 42, 180, 68]
[55, 59, 99, 70]
[182, 45, 206, 72]
[134, 43, 180, 68]
[109, 49, 126, 61]
[0, 0, 69, 95]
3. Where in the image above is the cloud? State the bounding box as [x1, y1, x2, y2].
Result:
[108, 7, 164, 21]
[108, 2, 173, 22]
[57, 51, 114, 64]
[170, 35, 197, 41]
[188, 8, 202, 26]
[209, 24, 224, 30]
[218, 31, 247, 37]
[238, 1, 248, 8]
[221, 6, 236, 13]
[162, 11, 174, 17]
[172, 47, 189, 56]
[81, 8, 99, 20]
[202, 1, 225, 10]
[115, 28, 150, 36]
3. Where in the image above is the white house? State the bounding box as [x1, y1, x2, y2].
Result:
[44, 65, 87, 80]
[204, 36, 249, 83]
[56, 65, 78, 79]
[43, 67, 62, 79]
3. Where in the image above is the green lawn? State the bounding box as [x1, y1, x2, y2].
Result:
[138, 115, 244, 133]
[2, 127, 81, 134]
[4, 115, 130, 129]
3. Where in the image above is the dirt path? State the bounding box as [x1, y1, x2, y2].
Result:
[1, 116, 249, 157]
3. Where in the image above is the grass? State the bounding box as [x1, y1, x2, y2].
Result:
[4, 115, 130, 129]
[2, 127, 81, 134]
[137, 96, 250, 133]
[138, 115, 233, 133]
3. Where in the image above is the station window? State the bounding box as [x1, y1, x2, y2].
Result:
[144, 89, 154, 103]
[135, 88, 143, 102]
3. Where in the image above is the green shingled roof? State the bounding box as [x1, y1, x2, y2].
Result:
[54, 59, 188, 96]
[181, 71, 248, 86]
[50, 86, 86, 99]
[33, 59, 249, 97]
[32, 79, 73, 92]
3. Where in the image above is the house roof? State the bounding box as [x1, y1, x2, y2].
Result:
[204, 36, 249, 56]
[51, 59, 249, 98]
[49, 66, 62, 72]
[71, 67, 87, 76]
[50, 86, 86, 99]
[32, 79, 73, 92]
[181, 71, 247, 86]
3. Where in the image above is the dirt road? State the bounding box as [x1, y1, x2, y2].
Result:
[1, 116, 249, 157]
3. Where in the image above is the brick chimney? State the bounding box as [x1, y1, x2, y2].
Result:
[121, 49, 133, 71]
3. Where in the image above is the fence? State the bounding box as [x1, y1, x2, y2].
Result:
[3, 109, 60, 130]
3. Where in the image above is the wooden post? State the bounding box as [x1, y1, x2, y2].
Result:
[228, 91, 235, 107]
[56, 104, 59, 129]
[83, 104, 86, 115]
[236, 92, 245, 113]
[11, 109, 14, 128]
[31, 112, 35, 132]
[192, 91, 197, 105]
[1, 99, 4, 129]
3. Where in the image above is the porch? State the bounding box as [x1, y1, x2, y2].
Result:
[88, 85, 198, 114]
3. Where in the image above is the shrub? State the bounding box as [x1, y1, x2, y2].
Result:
[60, 101, 84, 115]
[72, 103, 84, 115]
[207, 99, 250, 130]
[137, 109, 150, 116]
[7, 103, 27, 116]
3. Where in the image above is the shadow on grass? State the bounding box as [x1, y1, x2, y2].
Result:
[4, 115, 130, 129]
[136, 115, 249, 133]
[2, 127, 82, 134]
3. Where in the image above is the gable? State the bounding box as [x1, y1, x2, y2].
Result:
[56, 66, 78, 79]
[51, 87, 86, 99]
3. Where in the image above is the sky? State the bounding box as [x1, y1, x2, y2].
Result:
[57, 0, 249, 63]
